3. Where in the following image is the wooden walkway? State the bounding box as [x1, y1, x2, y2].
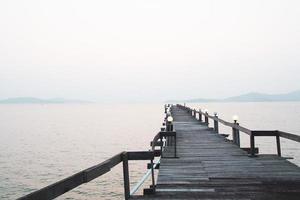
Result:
[133, 105, 300, 200]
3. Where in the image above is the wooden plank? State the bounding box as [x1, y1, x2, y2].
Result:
[156, 188, 215, 192]
[127, 151, 154, 160]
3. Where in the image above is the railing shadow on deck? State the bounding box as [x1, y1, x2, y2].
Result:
[18, 105, 177, 200]
[177, 104, 300, 157]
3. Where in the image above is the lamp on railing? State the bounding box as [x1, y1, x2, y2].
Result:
[167, 116, 173, 122]
[166, 116, 173, 131]
[232, 115, 239, 123]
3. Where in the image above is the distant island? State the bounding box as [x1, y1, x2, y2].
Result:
[0, 97, 91, 104]
[167, 90, 300, 103]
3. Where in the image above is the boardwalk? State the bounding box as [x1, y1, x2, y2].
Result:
[133, 105, 300, 200]
[19, 105, 300, 200]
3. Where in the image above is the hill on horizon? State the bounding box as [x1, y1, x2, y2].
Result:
[167, 90, 300, 103]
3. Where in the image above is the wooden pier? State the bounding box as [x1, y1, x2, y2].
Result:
[19, 104, 300, 200]
[133, 105, 300, 200]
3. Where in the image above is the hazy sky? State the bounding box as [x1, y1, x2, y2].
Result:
[0, 0, 300, 102]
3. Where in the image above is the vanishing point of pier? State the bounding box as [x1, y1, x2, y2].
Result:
[19, 105, 300, 200]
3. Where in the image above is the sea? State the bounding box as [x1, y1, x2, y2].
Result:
[0, 102, 299, 199]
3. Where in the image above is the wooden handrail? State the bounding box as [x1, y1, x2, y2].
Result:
[151, 132, 161, 151]
[178, 104, 300, 157]
[278, 131, 300, 142]
[18, 104, 175, 200]
[196, 109, 252, 135]
[179, 104, 300, 141]
[18, 152, 124, 200]
[18, 151, 155, 200]
[18, 103, 176, 200]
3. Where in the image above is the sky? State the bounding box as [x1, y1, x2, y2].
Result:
[0, 0, 300, 102]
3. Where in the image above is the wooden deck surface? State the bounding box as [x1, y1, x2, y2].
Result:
[133, 105, 300, 200]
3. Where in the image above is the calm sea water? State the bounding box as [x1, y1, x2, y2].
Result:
[0, 103, 300, 199]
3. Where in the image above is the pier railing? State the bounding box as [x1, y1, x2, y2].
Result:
[178, 104, 300, 157]
[18, 105, 176, 200]
[18, 151, 156, 200]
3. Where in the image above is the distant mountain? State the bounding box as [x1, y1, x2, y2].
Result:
[224, 90, 300, 102]
[0, 97, 91, 104]
[167, 90, 300, 103]
[167, 98, 218, 103]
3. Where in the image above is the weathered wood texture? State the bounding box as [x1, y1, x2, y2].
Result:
[133, 105, 300, 200]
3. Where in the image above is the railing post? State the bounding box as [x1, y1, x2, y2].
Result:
[236, 124, 240, 147]
[232, 128, 236, 144]
[160, 134, 163, 158]
[167, 136, 170, 146]
[232, 117, 240, 147]
[150, 159, 156, 191]
[232, 127, 240, 147]
[232, 123, 240, 147]
[199, 109, 202, 122]
[174, 134, 177, 158]
[204, 113, 209, 125]
[122, 152, 130, 200]
[250, 132, 256, 157]
[166, 122, 173, 132]
[214, 113, 219, 133]
[276, 135, 282, 157]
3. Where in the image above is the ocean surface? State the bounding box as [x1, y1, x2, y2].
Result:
[0, 103, 300, 199]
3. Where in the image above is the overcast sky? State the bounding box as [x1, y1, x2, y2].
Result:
[0, 0, 300, 102]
